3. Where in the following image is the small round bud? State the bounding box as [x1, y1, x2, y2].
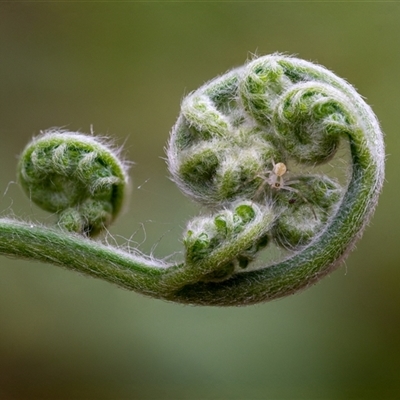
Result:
[18, 129, 129, 236]
[273, 206, 324, 249]
[273, 82, 355, 164]
[184, 201, 270, 278]
[239, 56, 291, 125]
[169, 120, 283, 206]
[272, 175, 343, 249]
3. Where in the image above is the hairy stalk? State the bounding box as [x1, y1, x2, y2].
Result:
[0, 55, 384, 306]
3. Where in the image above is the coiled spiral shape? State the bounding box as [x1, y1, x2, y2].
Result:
[166, 54, 384, 305]
[18, 130, 129, 237]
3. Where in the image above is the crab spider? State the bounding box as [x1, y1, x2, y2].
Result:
[255, 160, 317, 219]
[265, 161, 290, 190]
[256, 160, 298, 192]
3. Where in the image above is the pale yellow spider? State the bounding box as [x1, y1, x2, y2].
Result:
[255, 160, 316, 218]
[264, 161, 291, 190]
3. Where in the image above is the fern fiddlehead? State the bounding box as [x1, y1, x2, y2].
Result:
[18, 130, 129, 237]
[0, 55, 385, 306]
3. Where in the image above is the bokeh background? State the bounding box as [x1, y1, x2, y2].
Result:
[0, 2, 399, 399]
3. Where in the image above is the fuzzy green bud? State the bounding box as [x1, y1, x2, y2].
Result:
[183, 202, 273, 281]
[18, 129, 129, 236]
[272, 175, 343, 249]
[273, 82, 355, 164]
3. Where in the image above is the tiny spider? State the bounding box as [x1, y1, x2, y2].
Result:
[264, 161, 290, 190]
[254, 160, 317, 219]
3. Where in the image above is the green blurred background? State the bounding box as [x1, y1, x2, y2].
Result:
[0, 2, 399, 399]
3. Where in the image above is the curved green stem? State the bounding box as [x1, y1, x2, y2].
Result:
[0, 201, 274, 302]
[0, 218, 168, 296]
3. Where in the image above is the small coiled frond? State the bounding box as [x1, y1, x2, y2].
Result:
[18, 129, 129, 237]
